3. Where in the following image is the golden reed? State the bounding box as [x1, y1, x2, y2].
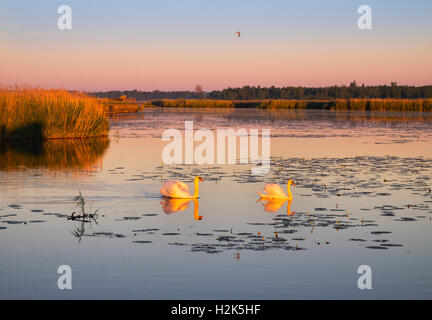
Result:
[151, 98, 432, 111]
[0, 87, 110, 140]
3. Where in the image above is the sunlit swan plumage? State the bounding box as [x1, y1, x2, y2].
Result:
[257, 179, 295, 199]
[160, 176, 203, 199]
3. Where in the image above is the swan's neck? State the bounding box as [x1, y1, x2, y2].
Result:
[193, 179, 200, 198]
[287, 182, 293, 199]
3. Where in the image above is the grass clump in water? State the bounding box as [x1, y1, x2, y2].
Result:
[0, 87, 110, 140]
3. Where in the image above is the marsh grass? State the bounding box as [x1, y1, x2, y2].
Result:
[0, 87, 110, 140]
[69, 191, 100, 243]
[103, 99, 145, 114]
[150, 98, 432, 112]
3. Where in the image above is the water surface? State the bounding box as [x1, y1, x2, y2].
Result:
[1, 108, 432, 299]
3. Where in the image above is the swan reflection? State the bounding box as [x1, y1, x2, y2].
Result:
[160, 198, 202, 221]
[257, 198, 295, 216]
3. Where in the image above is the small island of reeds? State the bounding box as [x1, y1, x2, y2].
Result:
[0, 87, 110, 140]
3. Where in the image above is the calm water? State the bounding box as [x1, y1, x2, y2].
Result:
[1, 108, 432, 299]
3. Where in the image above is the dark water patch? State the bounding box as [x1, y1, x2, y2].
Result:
[30, 209, 44, 213]
[371, 231, 392, 235]
[217, 236, 237, 241]
[350, 238, 367, 242]
[381, 212, 395, 217]
[122, 216, 142, 221]
[42, 212, 69, 218]
[162, 233, 180, 236]
[380, 243, 403, 247]
[395, 217, 417, 222]
[168, 242, 188, 246]
[133, 240, 152, 244]
[29, 220, 45, 223]
[92, 232, 126, 239]
[142, 214, 158, 217]
[2, 221, 26, 225]
[0, 214, 17, 218]
[196, 233, 213, 236]
[133, 228, 160, 233]
[8, 204, 22, 209]
[278, 229, 298, 234]
[366, 246, 389, 250]
[0, 226, 7, 230]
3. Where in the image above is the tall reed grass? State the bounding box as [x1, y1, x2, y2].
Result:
[150, 98, 432, 112]
[0, 87, 110, 140]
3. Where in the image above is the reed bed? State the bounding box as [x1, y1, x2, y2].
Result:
[150, 98, 432, 112]
[151, 99, 235, 108]
[103, 100, 145, 115]
[0, 87, 110, 140]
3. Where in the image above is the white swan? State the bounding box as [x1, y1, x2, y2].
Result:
[257, 179, 295, 200]
[160, 176, 203, 199]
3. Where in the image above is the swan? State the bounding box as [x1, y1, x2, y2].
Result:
[257, 179, 295, 199]
[160, 176, 203, 199]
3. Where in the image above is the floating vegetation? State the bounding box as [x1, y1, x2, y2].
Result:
[69, 192, 100, 242]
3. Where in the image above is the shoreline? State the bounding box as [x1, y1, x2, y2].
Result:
[147, 98, 432, 112]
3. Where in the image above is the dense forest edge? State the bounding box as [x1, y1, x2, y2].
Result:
[92, 82, 432, 101]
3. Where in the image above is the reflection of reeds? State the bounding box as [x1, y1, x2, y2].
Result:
[150, 98, 432, 112]
[0, 137, 109, 170]
[0, 87, 110, 140]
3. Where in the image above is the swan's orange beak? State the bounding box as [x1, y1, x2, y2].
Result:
[198, 177, 204, 182]
[292, 181, 296, 187]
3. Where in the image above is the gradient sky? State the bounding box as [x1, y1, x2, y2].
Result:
[0, 0, 431, 91]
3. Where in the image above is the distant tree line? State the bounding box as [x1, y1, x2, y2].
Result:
[91, 90, 198, 100]
[92, 82, 432, 101]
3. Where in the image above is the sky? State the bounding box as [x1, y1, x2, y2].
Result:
[0, 0, 431, 91]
